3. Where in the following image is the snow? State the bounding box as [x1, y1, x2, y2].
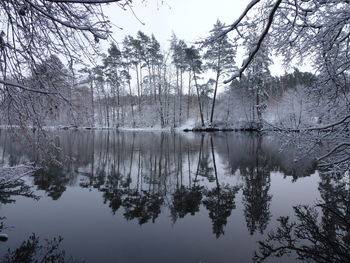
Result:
[0, 164, 37, 184]
[175, 119, 198, 131]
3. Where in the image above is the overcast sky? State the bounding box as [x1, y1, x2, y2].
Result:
[102, 1, 300, 76]
[104, 1, 247, 47]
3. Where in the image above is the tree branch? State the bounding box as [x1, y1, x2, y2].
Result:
[208, 0, 261, 44]
[44, 0, 125, 3]
[0, 79, 59, 95]
[317, 143, 350, 162]
[224, 0, 282, 83]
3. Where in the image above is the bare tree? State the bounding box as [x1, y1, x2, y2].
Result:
[0, 0, 132, 127]
[209, 0, 350, 169]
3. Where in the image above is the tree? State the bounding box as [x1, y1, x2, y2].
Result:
[0, 0, 132, 130]
[103, 42, 124, 127]
[244, 31, 271, 126]
[204, 20, 237, 126]
[170, 34, 188, 126]
[185, 46, 205, 127]
[213, 0, 350, 169]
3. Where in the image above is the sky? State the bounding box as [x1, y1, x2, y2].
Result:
[102, 0, 303, 77]
[103, 0, 247, 48]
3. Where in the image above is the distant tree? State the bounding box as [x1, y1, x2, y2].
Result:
[244, 31, 272, 126]
[185, 46, 205, 127]
[103, 42, 124, 127]
[204, 20, 237, 126]
[170, 34, 188, 126]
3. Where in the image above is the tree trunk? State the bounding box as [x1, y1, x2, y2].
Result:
[158, 66, 165, 128]
[210, 49, 222, 126]
[179, 70, 183, 126]
[210, 70, 221, 126]
[128, 80, 135, 128]
[187, 70, 191, 120]
[193, 70, 205, 127]
[90, 74, 95, 127]
[135, 64, 141, 114]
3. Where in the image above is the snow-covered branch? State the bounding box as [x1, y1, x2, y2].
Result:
[0, 164, 37, 183]
[317, 143, 350, 162]
[206, 0, 261, 44]
[224, 0, 282, 83]
[0, 79, 59, 95]
[45, 0, 126, 3]
[0, 164, 39, 204]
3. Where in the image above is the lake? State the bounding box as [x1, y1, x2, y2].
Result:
[0, 131, 347, 263]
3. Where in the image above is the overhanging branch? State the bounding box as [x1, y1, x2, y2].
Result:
[44, 0, 125, 3]
[224, 0, 282, 83]
[0, 79, 59, 95]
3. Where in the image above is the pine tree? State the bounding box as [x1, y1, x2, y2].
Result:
[204, 20, 237, 126]
[185, 46, 205, 127]
[170, 34, 188, 126]
[103, 42, 124, 127]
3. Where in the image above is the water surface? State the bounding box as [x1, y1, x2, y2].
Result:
[0, 131, 346, 262]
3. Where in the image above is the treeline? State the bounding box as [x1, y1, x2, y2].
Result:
[1, 20, 332, 129]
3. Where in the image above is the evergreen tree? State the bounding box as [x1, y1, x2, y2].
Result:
[185, 46, 205, 127]
[170, 34, 188, 126]
[103, 42, 124, 127]
[204, 20, 237, 126]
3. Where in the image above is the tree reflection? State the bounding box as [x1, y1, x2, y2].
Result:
[0, 165, 38, 204]
[242, 136, 272, 235]
[0, 234, 83, 263]
[202, 137, 240, 238]
[170, 185, 203, 222]
[170, 136, 204, 222]
[100, 169, 124, 214]
[34, 166, 70, 200]
[197, 135, 215, 183]
[0, 131, 319, 239]
[254, 173, 350, 263]
[123, 190, 163, 225]
[203, 185, 240, 238]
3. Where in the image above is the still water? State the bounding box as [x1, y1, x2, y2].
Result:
[0, 131, 348, 263]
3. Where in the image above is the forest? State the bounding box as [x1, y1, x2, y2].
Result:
[0, 25, 324, 131]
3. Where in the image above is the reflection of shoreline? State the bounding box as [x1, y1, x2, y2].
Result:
[0, 132, 316, 239]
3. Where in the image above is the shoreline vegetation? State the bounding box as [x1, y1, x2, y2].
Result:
[0, 124, 338, 133]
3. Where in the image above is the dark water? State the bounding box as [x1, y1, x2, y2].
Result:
[0, 131, 348, 263]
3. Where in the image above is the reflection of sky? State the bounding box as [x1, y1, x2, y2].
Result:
[0, 173, 320, 263]
[269, 171, 321, 218]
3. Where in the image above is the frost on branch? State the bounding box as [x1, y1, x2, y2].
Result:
[0, 164, 38, 204]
